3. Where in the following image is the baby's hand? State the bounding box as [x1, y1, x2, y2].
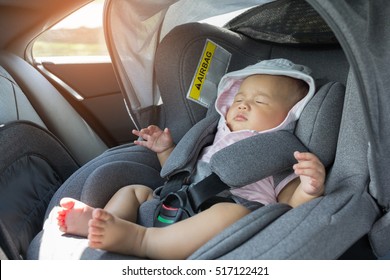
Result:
[132, 125, 174, 153]
[293, 151, 325, 197]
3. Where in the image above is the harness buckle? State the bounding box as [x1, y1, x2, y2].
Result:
[154, 186, 195, 227]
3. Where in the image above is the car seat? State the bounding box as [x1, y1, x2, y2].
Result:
[26, 73, 346, 260]
[137, 20, 378, 259]
[27, 0, 386, 259]
[26, 10, 370, 261]
[0, 52, 108, 259]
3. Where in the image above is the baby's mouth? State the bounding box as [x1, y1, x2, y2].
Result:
[234, 114, 247, 121]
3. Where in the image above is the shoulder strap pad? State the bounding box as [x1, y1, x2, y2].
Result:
[160, 111, 219, 178]
[210, 130, 307, 187]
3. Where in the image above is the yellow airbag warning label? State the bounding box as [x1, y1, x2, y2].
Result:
[187, 40, 231, 108]
[189, 41, 216, 100]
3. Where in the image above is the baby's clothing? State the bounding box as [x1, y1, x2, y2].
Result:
[194, 123, 298, 206]
[190, 58, 316, 207]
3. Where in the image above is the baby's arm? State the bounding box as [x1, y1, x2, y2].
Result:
[278, 151, 325, 208]
[132, 125, 175, 167]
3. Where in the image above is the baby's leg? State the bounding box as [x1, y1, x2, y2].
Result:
[88, 202, 250, 259]
[57, 185, 153, 237]
[104, 185, 154, 222]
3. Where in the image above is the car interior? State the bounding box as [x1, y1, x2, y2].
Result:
[0, 0, 389, 260]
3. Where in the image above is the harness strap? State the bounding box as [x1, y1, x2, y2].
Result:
[154, 172, 230, 227]
[159, 172, 190, 198]
[188, 173, 230, 211]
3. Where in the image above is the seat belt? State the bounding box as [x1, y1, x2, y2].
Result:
[154, 172, 230, 227]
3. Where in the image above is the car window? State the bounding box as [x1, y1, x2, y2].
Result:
[32, 0, 109, 63]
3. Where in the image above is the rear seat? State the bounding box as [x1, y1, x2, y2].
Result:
[0, 51, 107, 165]
[0, 51, 109, 259]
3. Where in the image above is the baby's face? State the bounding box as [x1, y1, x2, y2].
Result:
[226, 74, 302, 132]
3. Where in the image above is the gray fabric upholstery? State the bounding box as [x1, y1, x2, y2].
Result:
[295, 81, 345, 166]
[369, 211, 390, 257]
[26, 144, 164, 259]
[225, 0, 338, 45]
[42, 145, 163, 217]
[160, 110, 219, 177]
[189, 203, 292, 259]
[211, 131, 307, 187]
[309, 0, 390, 219]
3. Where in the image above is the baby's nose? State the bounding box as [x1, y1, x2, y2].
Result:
[238, 103, 248, 110]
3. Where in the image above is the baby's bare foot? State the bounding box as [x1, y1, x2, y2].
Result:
[57, 197, 94, 237]
[88, 209, 145, 256]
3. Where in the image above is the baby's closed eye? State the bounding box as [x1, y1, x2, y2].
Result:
[255, 98, 268, 105]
